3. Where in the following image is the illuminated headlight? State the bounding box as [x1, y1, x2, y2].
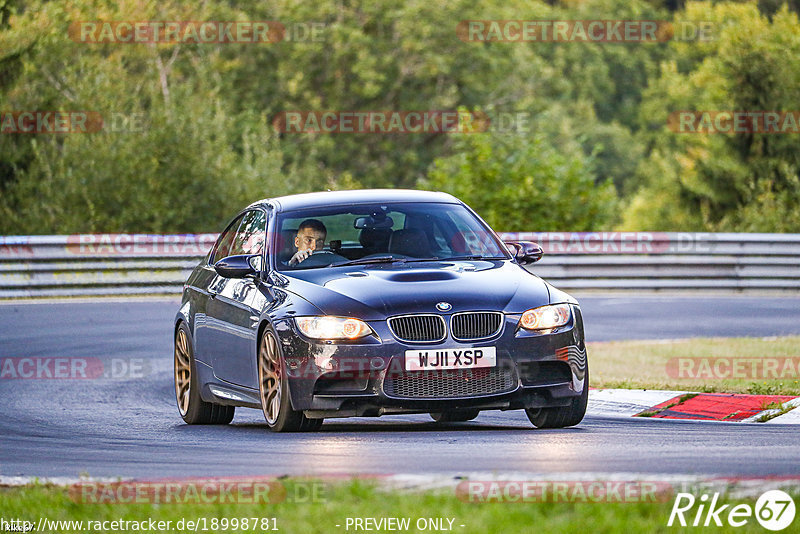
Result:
[295, 316, 372, 340]
[519, 304, 571, 331]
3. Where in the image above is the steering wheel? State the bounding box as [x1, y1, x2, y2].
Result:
[296, 250, 347, 267]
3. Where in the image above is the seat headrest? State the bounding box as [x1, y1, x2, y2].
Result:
[359, 227, 393, 251]
[388, 228, 431, 258]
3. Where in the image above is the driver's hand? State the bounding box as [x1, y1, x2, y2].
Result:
[288, 249, 312, 266]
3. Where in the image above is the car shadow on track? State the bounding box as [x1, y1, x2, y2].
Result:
[170, 410, 590, 434]
[204, 420, 589, 434]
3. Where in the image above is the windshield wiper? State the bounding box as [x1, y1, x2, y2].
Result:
[330, 255, 408, 267]
[443, 255, 507, 261]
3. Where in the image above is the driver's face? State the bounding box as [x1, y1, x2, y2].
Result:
[295, 227, 326, 252]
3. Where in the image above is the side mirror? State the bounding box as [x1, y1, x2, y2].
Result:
[214, 254, 261, 278]
[505, 241, 543, 265]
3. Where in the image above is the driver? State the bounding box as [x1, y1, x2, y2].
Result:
[288, 219, 327, 266]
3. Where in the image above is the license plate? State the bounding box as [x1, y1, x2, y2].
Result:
[404, 347, 496, 371]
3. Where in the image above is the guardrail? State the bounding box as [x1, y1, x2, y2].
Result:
[1, 232, 799, 298]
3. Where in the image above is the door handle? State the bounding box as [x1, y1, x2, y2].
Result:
[208, 276, 223, 296]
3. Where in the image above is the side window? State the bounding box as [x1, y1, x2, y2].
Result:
[210, 214, 245, 264]
[229, 210, 267, 256]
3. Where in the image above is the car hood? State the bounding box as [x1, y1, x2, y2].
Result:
[280, 260, 555, 320]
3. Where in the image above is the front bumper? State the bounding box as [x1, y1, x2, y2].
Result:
[273, 306, 588, 419]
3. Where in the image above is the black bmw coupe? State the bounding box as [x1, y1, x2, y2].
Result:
[174, 189, 588, 431]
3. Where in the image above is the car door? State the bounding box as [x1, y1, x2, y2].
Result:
[206, 209, 269, 388]
[193, 213, 244, 367]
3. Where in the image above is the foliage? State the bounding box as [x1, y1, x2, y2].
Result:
[621, 2, 800, 232]
[0, 0, 797, 233]
[423, 131, 616, 231]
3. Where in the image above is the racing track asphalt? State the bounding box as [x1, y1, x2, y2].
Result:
[1, 296, 799, 479]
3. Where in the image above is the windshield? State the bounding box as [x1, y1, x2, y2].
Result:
[273, 202, 510, 271]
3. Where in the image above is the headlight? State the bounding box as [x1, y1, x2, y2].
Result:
[295, 316, 372, 340]
[519, 304, 571, 331]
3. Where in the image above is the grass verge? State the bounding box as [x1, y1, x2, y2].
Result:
[0, 480, 791, 534]
[588, 336, 800, 395]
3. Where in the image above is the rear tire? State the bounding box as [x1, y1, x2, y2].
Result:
[525, 367, 588, 429]
[430, 409, 480, 423]
[174, 322, 235, 425]
[258, 328, 321, 432]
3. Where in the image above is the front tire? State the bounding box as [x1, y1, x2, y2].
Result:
[258, 328, 322, 432]
[174, 322, 235, 425]
[525, 367, 588, 429]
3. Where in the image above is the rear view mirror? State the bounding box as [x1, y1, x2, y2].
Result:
[354, 215, 394, 229]
[505, 241, 543, 265]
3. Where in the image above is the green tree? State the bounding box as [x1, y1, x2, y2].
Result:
[622, 2, 800, 231]
[422, 131, 617, 231]
[0, 0, 292, 233]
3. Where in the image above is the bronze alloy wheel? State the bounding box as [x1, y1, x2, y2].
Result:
[257, 328, 322, 432]
[173, 322, 234, 425]
[174, 328, 192, 417]
[258, 331, 283, 426]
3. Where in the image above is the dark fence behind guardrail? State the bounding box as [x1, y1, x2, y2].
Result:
[1, 232, 799, 298]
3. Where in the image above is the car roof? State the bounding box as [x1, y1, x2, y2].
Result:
[246, 189, 460, 212]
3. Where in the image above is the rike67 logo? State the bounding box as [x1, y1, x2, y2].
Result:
[668, 490, 796, 530]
